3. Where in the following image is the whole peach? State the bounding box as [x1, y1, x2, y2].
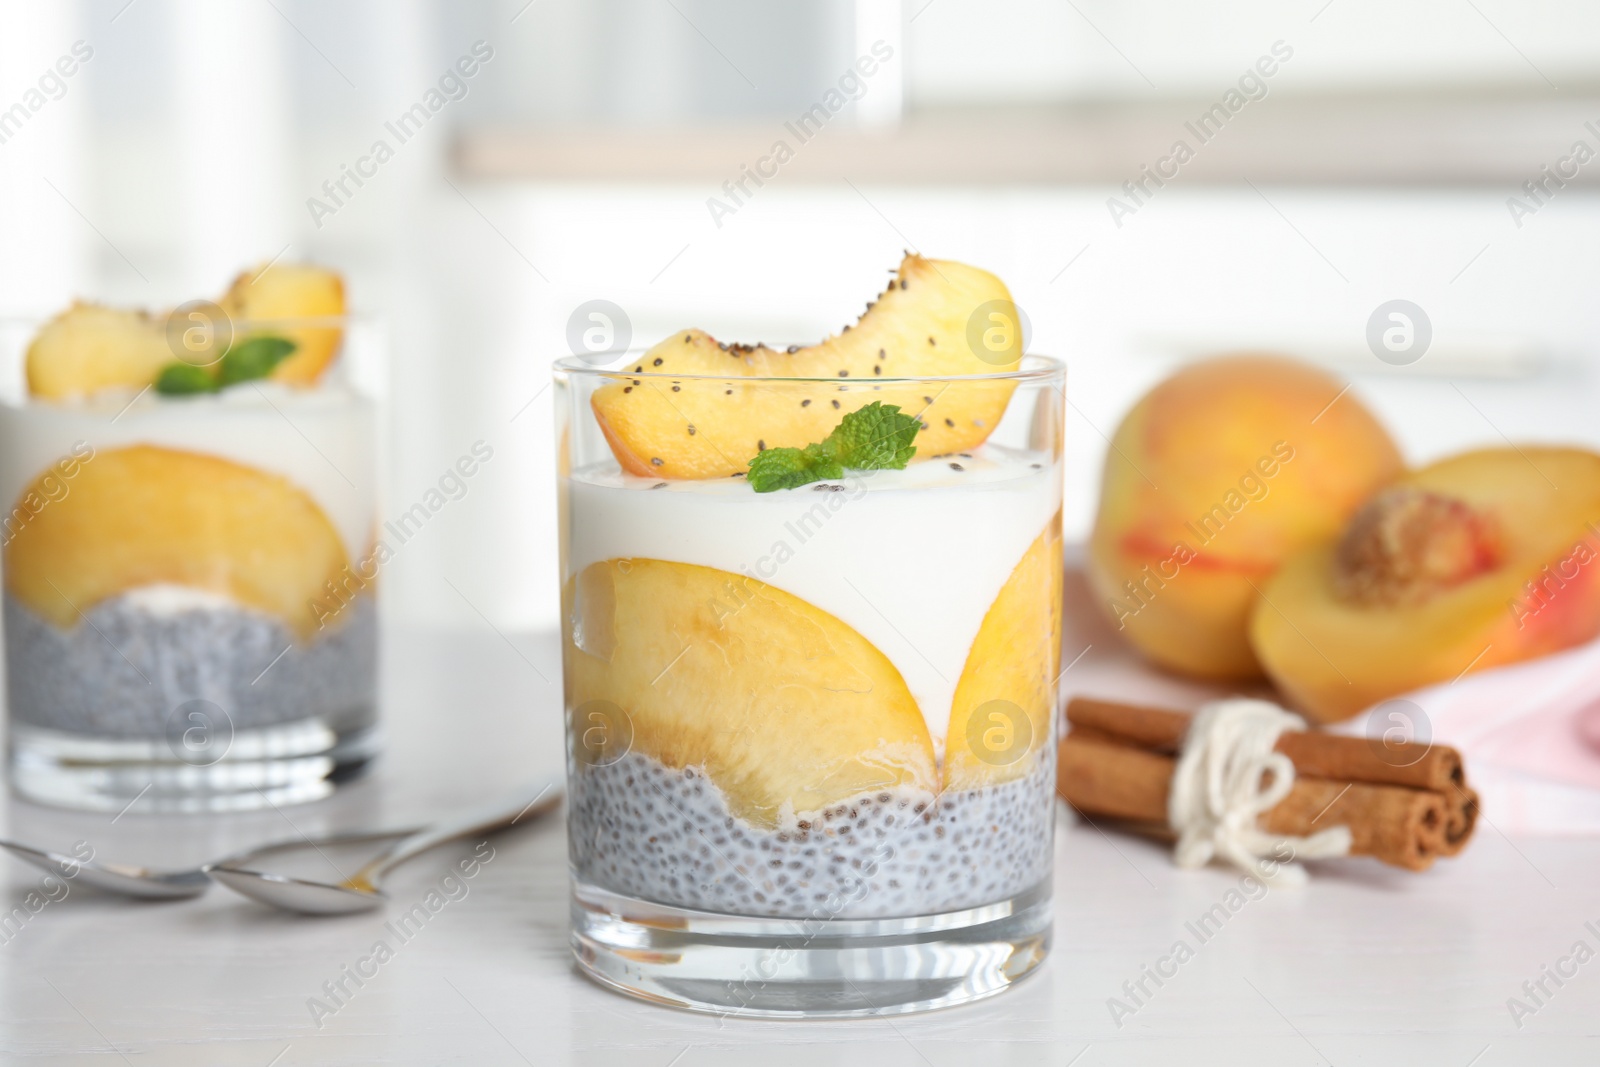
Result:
[1088, 354, 1403, 679]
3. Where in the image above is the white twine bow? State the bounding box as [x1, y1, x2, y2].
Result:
[1167, 697, 1351, 887]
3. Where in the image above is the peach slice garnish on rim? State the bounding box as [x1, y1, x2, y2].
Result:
[590, 254, 1024, 480]
[25, 262, 347, 400]
[219, 261, 346, 387]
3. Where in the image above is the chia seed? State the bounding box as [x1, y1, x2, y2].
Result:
[4, 594, 376, 738]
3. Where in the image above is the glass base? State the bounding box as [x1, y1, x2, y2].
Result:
[571, 878, 1051, 1018]
[7, 718, 379, 813]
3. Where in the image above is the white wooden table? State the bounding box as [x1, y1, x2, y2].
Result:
[1, 627, 1595, 1065]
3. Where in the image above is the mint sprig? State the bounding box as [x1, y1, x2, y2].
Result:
[747, 401, 920, 492]
[154, 335, 298, 396]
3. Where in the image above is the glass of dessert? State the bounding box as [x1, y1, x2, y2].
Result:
[1, 263, 381, 812]
[556, 255, 1064, 1016]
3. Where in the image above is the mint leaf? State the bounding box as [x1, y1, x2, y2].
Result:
[218, 335, 296, 386]
[154, 362, 217, 395]
[828, 402, 919, 470]
[748, 442, 843, 493]
[745, 402, 919, 491]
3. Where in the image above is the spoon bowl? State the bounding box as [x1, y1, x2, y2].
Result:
[205, 867, 387, 914]
[203, 779, 563, 914]
[200, 827, 417, 915]
[0, 840, 212, 900]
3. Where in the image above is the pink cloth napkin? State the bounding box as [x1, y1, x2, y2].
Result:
[1058, 549, 1600, 835]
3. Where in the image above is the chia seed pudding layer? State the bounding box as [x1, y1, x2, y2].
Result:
[569, 747, 1055, 919]
[4, 591, 376, 738]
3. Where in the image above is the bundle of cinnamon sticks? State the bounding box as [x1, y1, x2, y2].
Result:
[1057, 697, 1478, 871]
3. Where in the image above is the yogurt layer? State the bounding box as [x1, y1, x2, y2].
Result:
[0, 384, 377, 560]
[564, 445, 1061, 748]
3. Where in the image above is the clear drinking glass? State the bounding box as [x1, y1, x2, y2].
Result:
[0, 315, 383, 813]
[556, 352, 1064, 1016]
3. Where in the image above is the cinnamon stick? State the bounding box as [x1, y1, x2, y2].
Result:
[1439, 786, 1479, 857]
[1066, 697, 1478, 855]
[1058, 733, 1449, 871]
[1068, 697, 1462, 792]
[1259, 770, 1448, 872]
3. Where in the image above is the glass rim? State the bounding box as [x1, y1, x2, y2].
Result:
[553, 351, 1063, 384]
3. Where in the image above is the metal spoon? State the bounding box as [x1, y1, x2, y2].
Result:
[204, 778, 562, 915]
[0, 839, 213, 900]
[0, 779, 562, 905]
[0, 832, 420, 902]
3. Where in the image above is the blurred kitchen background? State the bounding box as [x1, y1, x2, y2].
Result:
[3, 0, 1599, 632]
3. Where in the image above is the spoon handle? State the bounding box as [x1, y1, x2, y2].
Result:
[353, 777, 564, 887]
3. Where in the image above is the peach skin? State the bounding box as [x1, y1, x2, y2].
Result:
[1088, 354, 1403, 679]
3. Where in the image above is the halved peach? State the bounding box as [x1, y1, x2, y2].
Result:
[591, 254, 1022, 479]
[1251, 447, 1600, 722]
[1088, 355, 1403, 679]
[944, 515, 1062, 790]
[25, 303, 172, 401]
[219, 262, 346, 386]
[563, 558, 938, 827]
[5, 445, 352, 640]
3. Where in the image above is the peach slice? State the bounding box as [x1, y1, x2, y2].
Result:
[563, 558, 938, 827]
[25, 303, 172, 401]
[5, 445, 352, 640]
[1251, 447, 1600, 723]
[1088, 355, 1403, 679]
[219, 262, 346, 386]
[25, 263, 347, 400]
[944, 515, 1063, 790]
[591, 254, 1022, 479]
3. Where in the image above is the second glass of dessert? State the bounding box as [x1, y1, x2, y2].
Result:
[558, 254, 1064, 1016]
[2, 263, 380, 812]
